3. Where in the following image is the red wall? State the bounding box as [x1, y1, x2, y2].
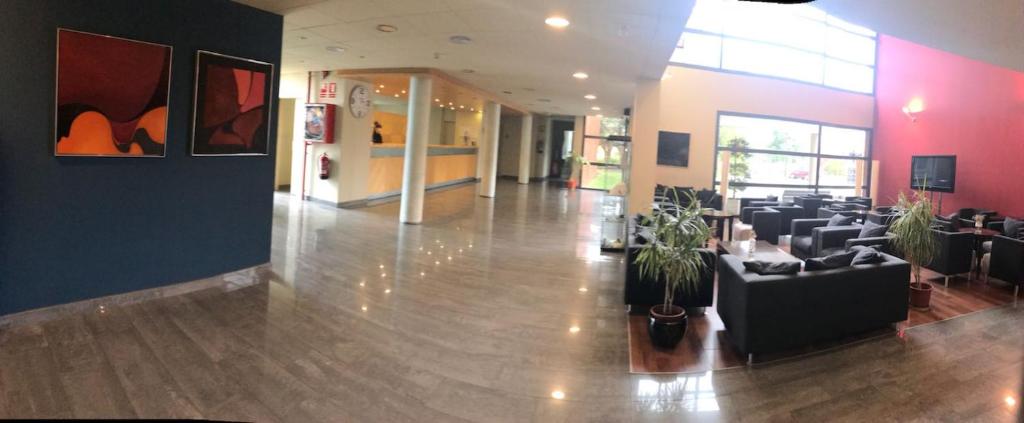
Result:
[874, 35, 1024, 217]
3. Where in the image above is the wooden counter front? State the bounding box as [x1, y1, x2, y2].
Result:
[368, 145, 478, 196]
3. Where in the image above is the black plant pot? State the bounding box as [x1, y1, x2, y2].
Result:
[647, 305, 687, 349]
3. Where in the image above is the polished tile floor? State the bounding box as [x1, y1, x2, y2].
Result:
[0, 181, 1022, 421]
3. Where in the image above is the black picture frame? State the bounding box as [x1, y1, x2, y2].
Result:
[657, 131, 690, 167]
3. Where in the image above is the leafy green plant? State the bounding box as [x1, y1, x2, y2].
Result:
[725, 138, 751, 196]
[889, 190, 939, 285]
[635, 190, 712, 313]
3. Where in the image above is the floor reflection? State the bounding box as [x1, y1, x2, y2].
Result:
[636, 371, 721, 414]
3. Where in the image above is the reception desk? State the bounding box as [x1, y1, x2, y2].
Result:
[368, 144, 478, 198]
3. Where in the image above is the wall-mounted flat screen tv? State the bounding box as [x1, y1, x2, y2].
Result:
[910, 155, 956, 193]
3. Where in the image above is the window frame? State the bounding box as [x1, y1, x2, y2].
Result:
[712, 111, 873, 198]
[672, 2, 879, 96]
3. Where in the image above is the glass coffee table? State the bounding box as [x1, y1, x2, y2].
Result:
[716, 240, 802, 263]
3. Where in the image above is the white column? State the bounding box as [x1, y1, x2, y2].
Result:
[517, 113, 533, 184]
[399, 74, 433, 224]
[478, 101, 501, 198]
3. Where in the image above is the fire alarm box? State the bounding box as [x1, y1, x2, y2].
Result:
[304, 103, 336, 143]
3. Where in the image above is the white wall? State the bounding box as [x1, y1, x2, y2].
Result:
[628, 65, 876, 213]
[304, 73, 373, 205]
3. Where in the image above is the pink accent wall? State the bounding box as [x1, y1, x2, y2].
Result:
[874, 35, 1024, 217]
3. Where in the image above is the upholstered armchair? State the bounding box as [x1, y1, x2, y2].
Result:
[794, 197, 826, 219]
[924, 229, 975, 286]
[741, 201, 780, 224]
[987, 235, 1024, 297]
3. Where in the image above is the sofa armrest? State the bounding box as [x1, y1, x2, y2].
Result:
[751, 209, 782, 245]
[991, 235, 1024, 284]
[791, 218, 831, 237]
[812, 226, 863, 256]
[716, 255, 752, 353]
[846, 235, 892, 252]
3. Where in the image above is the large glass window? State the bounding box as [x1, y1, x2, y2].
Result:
[672, 0, 877, 94]
[714, 114, 871, 199]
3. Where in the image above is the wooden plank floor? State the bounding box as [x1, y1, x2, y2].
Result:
[629, 233, 1019, 374]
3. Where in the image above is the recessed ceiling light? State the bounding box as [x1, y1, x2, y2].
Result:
[545, 16, 570, 28]
[435, 98, 440, 102]
[584, 94, 596, 100]
[376, 24, 398, 33]
[551, 390, 566, 400]
[325, 45, 345, 53]
[503, 90, 513, 94]
[394, 94, 400, 97]
[572, 72, 589, 79]
[375, 89, 380, 93]
[461, 69, 475, 74]
[379, 84, 385, 88]
[449, 35, 472, 44]
[538, 98, 551, 102]
[459, 105, 464, 109]
[470, 108, 475, 111]
[591, 106, 601, 111]
[401, 90, 406, 94]
[448, 102, 453, 105]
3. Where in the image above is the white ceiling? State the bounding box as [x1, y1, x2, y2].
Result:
[814, 0, 1024, 71]
[235, 0, 692, 117]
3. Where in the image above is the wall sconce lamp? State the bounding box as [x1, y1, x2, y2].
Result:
[902, 98, 925, 122]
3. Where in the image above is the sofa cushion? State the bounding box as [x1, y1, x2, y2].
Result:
[804, 250, 858, 271]
[858, 221, 888, 239]
[850, 245, 885, 265]
[827, 214, 855, 226]
[742, 260, 801, 275]
[1004, 217, 1024, 238]
[791, 235, 812, 253]
[943, 213, 961, 231]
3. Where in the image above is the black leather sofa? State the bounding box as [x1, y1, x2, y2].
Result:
[987, 235, 1024, 297]
[741, 201, 780, 224]
[924, 229, 974, 286]
[717, 253, 910, 357]
[625, 246, 717, 310]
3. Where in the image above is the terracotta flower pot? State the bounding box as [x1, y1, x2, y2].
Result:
[566, 180, 577, 189]
[647, 304, 687, 349]
[909, 282, 932, 309]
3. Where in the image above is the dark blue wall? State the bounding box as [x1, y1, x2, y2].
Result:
[0, 0, 282, 314]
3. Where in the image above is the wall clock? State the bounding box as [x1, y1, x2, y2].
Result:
[348, 85, 371, 118]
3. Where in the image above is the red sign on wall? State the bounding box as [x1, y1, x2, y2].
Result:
[319, 82, 337, 99]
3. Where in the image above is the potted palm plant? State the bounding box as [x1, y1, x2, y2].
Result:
[634, 190, 712, 348]
[889, 190, 939, 309]
[565, 153, 587, 189]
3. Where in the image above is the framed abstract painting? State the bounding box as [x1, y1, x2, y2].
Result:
[191, 50, 274, 156]
[55, 29, 172, 157]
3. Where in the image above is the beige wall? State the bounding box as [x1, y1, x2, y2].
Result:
[274, 98, 296, 189]
[628, 65, 876, 213]
[454, 110, 483, 146]
[306, 74, 374, 205]
[373, 111, 407, 144]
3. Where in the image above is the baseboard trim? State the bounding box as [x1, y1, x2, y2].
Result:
[0, 264, 271, 328]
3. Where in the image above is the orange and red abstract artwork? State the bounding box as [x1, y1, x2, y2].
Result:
[55, 29, 171, 157]
[191, 51, 273, 156]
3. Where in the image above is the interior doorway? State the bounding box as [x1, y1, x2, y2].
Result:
[548, 120, 575, 179]
[274, 98, 296, 191]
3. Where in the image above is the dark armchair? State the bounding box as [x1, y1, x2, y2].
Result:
[924, 229, 975, 286]
[741, 201, 780, 224]
[987, 235, 1024, 297]
[794, 197, 826, 219]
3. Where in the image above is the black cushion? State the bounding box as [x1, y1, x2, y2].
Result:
[1004, 217, 1023, 238]
[765, 195, 779, 202]
[850, 245, 885, 265]
[827, 214, 855, 226]
[791, 236, 812, 253]
[804, 250, 858, 271]
[858, 221, 888, 239]
[742, 261, 801, 275]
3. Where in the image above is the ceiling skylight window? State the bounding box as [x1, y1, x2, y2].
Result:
[671, 0, 877, 94]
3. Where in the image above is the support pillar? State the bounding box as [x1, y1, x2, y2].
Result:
[516, 112, 532, 183]
[478, 101, 501, 198]
[399, 74, 433, 224]
[517, 113, 533, 184]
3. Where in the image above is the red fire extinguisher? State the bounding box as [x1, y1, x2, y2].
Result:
[318, 153, 330, 180]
